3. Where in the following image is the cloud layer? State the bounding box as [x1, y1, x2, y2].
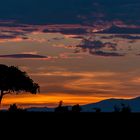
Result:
[0, 54, 48, 59]
[0, 0, 140, 26]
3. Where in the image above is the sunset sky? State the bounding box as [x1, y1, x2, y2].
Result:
[0, 0, 140, 109]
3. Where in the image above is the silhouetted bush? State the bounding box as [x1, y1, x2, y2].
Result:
[93, 108, 101, 113]
[121, 104, 131, 113]
[8, 104, 26, 112]
[9, 104, 18, 111]
[114, 105, 121, 113]
[114, 104, 131, 113]
[72, 104, 82, 112]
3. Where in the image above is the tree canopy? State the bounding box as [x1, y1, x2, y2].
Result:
[0, 64, 40, 104]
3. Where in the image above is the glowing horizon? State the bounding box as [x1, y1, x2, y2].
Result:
[1, 93, 136, 109]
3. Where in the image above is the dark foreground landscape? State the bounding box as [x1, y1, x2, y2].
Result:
[1, 112, 140, 124]
[1, 112, 139, 137]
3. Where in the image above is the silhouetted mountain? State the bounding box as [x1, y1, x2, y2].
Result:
[82, 97, 140, 112]
[24, 97, 140, 112]
[0, 54, 48, 58]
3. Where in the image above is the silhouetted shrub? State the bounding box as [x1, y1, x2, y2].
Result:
[93, 108, 101, 113]
[9, 104, 18, 111]
[72, 104, 82, 112]
[8, 104, 26, 112]
[121, 104, 131, 113]
[114, 105, 121, 113]
[114, 104, 131, 113]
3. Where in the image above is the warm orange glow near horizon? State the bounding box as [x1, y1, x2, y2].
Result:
[1, 93, 134, 109]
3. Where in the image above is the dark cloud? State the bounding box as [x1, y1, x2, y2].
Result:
[0, 54, 48, 59]
[83, 0, 140, 26]
[0, 0, 140, 26]
[97, 25, 140, 34]
[77, 40, 106, 50]
[0, 30, 28, 40]
[0, 35, 17, 39]
[114, 35, 140, 40]
[0, 34, 27, 40]
[78, 39, 117, 50]
[101, 35, 140, 40]
[76, 39, 119, 56]
[44, 28, 88, 35]
[89, 50, 125, 57]
[0, 21, 28, 27]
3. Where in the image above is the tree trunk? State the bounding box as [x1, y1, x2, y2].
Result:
[0, 90, 4, 106]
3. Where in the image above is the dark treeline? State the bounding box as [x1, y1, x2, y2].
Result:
[6, 101, 132, 114]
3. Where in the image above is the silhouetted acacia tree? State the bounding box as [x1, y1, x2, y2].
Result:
[58, 101, 63, 107]
[72, 104, 81, 112]
[55, 101, 69, 113]
[0, 64, 40, 106]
